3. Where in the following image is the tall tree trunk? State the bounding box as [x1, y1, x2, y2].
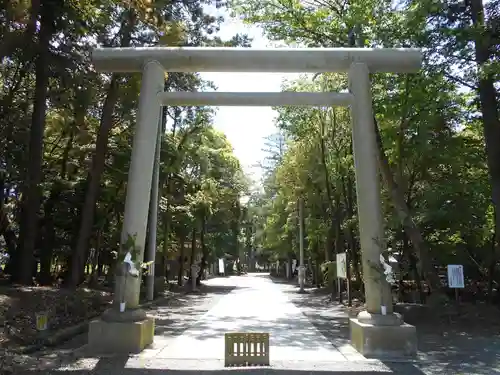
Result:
[197, 215, 207, 285]
[341, 162, 362, 288]
[177, 230, 186, 286]
[157, 176, 172, 280]
[15, 4, 54, 285]
[38, 187, 62, 285]
[189, 226, 197, 282]
[0, 209, 17, 276]
[487, 230, 497, 303]
[40, 110, 78, 285]
[68, 76, 120, 286]
[0, 174, 16, 273]
[155, 218, 169, 279]
[318, 116, 337, 259]
[373, 117, 442, 294]
[69, 12, 136, 287]
[469, 0, 500, 302]
[90, 230, 102, 286]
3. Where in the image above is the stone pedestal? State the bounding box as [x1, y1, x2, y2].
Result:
[88, 309, 155, 355]
[88, 318, 154, 354]
[350, 311, 417, 358]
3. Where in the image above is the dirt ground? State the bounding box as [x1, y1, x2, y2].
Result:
[0, 285, 113, 350]
[0, 279, 191, 352]
[0, 281, 232, 375]
[299, 284, 500, 336]
[280, 278, 500, 374]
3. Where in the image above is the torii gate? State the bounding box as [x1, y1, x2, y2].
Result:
[88, 47, 419, 358]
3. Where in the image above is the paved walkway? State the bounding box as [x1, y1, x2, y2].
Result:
[15, 273, 485, 374]
[136, 273, 364, 364]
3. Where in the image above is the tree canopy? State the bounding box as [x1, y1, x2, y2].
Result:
[0, 0, 499, 307]
[0, 0, 250, 288]
[233, 0, 500, 302]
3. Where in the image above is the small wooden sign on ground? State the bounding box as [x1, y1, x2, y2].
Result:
[224, 332, 270, 367]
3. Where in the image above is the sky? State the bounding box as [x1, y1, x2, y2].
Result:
[199, 7, 301, 185]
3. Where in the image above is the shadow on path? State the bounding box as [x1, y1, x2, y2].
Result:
[269, 276, 500, 375]
[157, 314, 341, 354]
[3, 282, 239, 375]
[14, 355, 431, 375]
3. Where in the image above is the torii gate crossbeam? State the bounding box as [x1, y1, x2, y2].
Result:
[92, 46, 421, 73]
[88, 47, 418, 359]
[157, 92, 353, 107]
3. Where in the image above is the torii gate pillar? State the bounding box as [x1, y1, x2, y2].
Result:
[87, 60, 164, 355]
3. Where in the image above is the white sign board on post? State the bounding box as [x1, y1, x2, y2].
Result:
[447, 264, 464, 288]
[218, 258, 225, 275]
[336, 253, 347, 279]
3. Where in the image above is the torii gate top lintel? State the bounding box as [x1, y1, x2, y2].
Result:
[91, 46, 422, 74]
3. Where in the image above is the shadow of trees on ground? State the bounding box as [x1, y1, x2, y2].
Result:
[5, 275, 500, 375]
[269, 276, 500, 375]
[14, 355, 432, 375]
[2, 281, 241, 374]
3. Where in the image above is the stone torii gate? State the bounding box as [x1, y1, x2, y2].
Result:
[88, 47, 419, 358]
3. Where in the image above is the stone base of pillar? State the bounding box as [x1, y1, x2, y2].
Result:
[350, 314, 417, 358]
[88, 317, 154, 354]
[88, 308, 154, 354]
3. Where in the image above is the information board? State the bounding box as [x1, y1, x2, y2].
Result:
[218, 258, 225, 275]
[447, 264, 464, 288]
[336, 253, 347, 279]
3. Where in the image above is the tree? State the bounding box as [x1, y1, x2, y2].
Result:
[233, 0, 499, 301]
[0, 0, 251, 290]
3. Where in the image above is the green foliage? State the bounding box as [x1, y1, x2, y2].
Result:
[236, 0, 500, 301]
[0, 0, 251, 286]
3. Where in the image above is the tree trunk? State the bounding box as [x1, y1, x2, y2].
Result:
[68, 76, 120, 286]
[157, 177, 172, 279]
[486, 230, 498, 303]
[189, 226, 197, 282]
[15, 4, 54, 285]
[0, 208, 18, 276]
[342, 170, 362, 287]
[197, 215, 207, 285]
[318, 116, 337, 259]
[373, 117, 443, 294]
[469, 0, 500, 303]
[90, 231, 102, 286]
[38, 187, 62, 285]
[69, 12, 136, 287]
[177, 230, 186, 286]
